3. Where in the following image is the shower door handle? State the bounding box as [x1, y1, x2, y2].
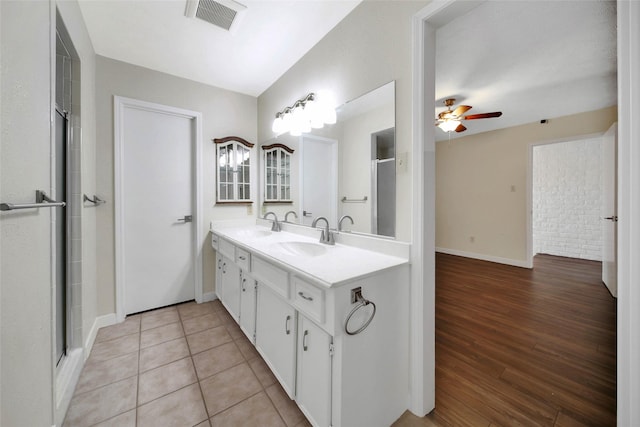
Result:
[177, 215, 193, 223]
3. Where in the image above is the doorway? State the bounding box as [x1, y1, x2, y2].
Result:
[54, 106, 69, 366]
[531, 136, 604, 261]
[114, 97, 203, 320]
[299, 135, 338, 227]
[371, 128, 395, 237]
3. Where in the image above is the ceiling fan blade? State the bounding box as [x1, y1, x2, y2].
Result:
[463, 112, 502, 120]
[452, 105, 472, 117]
[455, 124, 467, 133]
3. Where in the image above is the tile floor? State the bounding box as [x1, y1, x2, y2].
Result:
[63, 300, 312, 427]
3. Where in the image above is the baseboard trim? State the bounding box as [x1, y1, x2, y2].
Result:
[54, 348, 83, 426]
[202, 292, 218, 302]
[436, 247, 532, 269]
[84, 313, 117, 360]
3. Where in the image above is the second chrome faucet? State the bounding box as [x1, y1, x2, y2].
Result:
[311, 216, 335, 245]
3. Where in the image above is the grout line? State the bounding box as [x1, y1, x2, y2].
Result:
[180, 303, 212, 424]
[136, 321, 141, 427]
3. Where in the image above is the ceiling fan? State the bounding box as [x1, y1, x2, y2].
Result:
[435, 98, 502, 133]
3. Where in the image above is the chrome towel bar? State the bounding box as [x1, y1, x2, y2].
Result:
[1, 190, 66, 211]
[341, 196, 368, 203]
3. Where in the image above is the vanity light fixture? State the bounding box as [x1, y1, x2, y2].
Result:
[272, 92, 336, 136]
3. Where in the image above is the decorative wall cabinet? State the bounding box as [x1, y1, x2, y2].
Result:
[262, 143, 294, 203]
[214, 136, 254, 203]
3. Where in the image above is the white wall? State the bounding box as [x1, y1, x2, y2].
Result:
[258, 1, 429, 242]
[533, 138, 602, 261]
[1, 2, 54, 424]
[95, 56, 257, 316]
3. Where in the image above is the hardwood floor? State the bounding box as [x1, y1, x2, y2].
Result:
[394, 253, 616, 427]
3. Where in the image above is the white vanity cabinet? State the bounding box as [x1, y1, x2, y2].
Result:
[255, 282, 297, 398]
[211, 229, 410, 427]
[296, 314, 332, 427]
[216, 237, 250, 323]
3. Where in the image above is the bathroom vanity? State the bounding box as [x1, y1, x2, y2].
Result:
[210, 221, 410, 427]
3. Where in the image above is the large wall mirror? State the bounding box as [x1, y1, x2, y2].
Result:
[259, 81, 396, 238]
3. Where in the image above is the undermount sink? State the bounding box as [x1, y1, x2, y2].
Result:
[235, 229, 272, 238]
[271, 241, 328, 257]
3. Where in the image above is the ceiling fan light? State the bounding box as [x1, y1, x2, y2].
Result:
[438, 119, 461, 133]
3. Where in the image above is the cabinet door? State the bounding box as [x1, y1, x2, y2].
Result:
[255, 283, 297, 398]
[215, 253, 224, 301]
[239, 272, 256, 343]
[219, 256, 240, 322]
[297, 315, 332, 427]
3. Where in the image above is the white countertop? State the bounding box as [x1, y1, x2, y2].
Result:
[211, 224, 409, 288]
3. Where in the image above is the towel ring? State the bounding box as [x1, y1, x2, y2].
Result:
[344, 296, 377, 336]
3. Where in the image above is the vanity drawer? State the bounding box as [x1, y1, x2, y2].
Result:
[293, 277, 325, 324]
[211, 233, 220, 250]
[253, 256, 289, 299]
[219, 238, 235, 259]
[236, 248, 251, 271]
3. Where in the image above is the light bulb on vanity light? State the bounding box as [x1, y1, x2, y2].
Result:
[271, 113, 284, 133]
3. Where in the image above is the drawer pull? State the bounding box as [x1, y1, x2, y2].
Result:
[217, 259, 221, 270]
[298, 291, 314, 302]
[241, 278, 246, 292]
[303, 330, 309, 351]
[238, 255, 246, 261]
[285, 315, 291, 335]
[222, 263, 226, 274]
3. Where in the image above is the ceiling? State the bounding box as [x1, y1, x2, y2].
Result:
[435, 0, 617, 141]
[77, 0, 617, 134]
[77, 0, 361, 97]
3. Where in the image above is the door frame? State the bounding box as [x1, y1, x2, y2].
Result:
[413, 0, 640, 422]
[114, 96, 203, 322]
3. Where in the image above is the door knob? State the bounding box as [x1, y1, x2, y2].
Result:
[604, 216, 618, 222]
[303, 210, 313, 217]
[177, 215, 193, 223]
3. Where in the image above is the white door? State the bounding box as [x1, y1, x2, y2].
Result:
[602, 123, 617, 297]
[118, 100, 197, 315]
[300, 136, 338, 226]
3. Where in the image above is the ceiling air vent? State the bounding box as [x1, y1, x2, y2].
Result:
[185, 0, 247, 34]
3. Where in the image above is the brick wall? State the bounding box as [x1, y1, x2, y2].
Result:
[532, 138, 602, 261]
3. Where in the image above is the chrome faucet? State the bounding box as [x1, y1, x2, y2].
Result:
[284, 210, 298, 223]
[264, 211, 281, 232]
[338, 215, 354, 232]
[311, 216, 335, 245]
